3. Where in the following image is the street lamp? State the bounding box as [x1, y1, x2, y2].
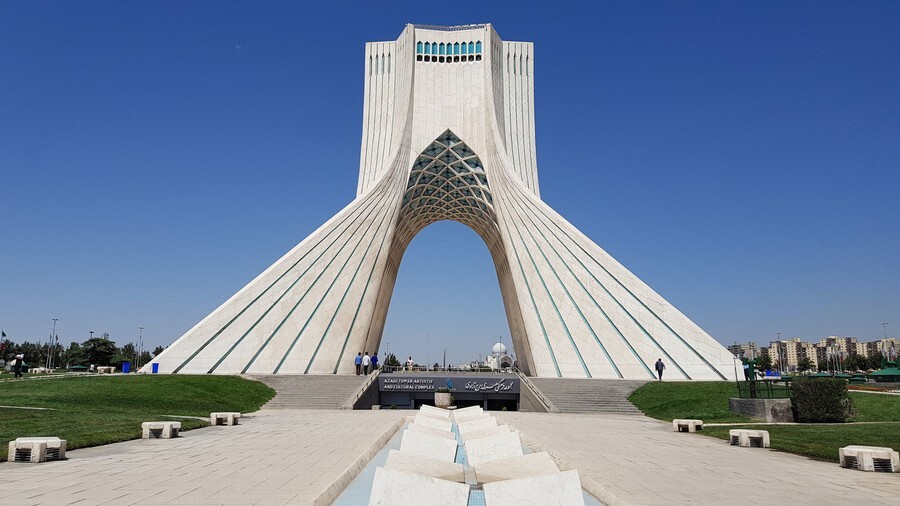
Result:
[48, 318, 58, 369]
[138, 327, 144, 370]
[882, 322, 889, 339]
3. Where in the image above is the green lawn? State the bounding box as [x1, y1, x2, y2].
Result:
[0, 375, 275, 461]
[627, 381, 751, 423]
[629, 381, 900, 462]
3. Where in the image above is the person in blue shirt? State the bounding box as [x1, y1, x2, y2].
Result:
[371, 353, 379, 371]
[354, 352, 362, 375]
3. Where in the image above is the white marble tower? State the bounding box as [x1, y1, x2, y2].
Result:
[145, 24, 738, 379]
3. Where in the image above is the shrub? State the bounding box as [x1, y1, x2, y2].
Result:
[435, 387, 450, 393]
[791, 377, 856, 423]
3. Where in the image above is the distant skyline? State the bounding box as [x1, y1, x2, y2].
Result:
[1, 2, 897, 367]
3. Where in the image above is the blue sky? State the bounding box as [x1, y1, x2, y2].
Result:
[1, 1, 897, 366]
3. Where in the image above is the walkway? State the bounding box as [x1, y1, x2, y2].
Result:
[1, 410, 897, 505]
[495, 412, 900, 506]
[0, 410, 404, 505]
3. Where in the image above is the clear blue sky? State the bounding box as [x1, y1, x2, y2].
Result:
[1, 1, 897, 366]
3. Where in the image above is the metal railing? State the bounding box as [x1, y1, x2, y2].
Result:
[514, 368, 559, 413]
[378, 364, 513, 374]
[736, 379, 793, 399]
[342, 369, 381, 410]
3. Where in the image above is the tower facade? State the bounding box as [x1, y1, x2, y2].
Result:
[145, 24, 738, 380]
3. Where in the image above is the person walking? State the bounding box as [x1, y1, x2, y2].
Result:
[655, 358, 665, 381]
[406, 356, 414, 371]
[362, 352, 371, 375]
[354, 352, 362, 375]
[371, 353, 379, 372]
[13, 354, 24, 378]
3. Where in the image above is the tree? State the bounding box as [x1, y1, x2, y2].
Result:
[383, 353, 401, 368]
[82, 337, 117, 365]
[152, 345, 166, 357]
[60, 341, 87, 367]
[797, 357, 813, 373]
[757, 354, 772, 372]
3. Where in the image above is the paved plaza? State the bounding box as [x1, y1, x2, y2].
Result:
[1, 409, 898, 505]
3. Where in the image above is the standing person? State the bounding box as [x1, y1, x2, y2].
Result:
[354, 352, 363, 375]
[406, 356, 414, 371]
[655, 358, 665, 381]
[13, 354, 24, 378]
[371, 353, 379, 371]
[362, 352, 371, 375]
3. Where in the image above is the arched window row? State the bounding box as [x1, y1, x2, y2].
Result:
[370, 52, 393, 75]
[506, 52, 529, 76]
[415, 41, 482, 63]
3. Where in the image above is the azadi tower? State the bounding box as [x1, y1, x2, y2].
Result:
[146, 24, 738, 380]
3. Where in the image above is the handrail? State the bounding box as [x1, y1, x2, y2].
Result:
[413, 23, 487, 32]
[342, 369, 381, 410]
[514, 368, 560, 413]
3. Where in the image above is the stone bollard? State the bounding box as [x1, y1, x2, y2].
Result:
[210, 412, 241, 426]
[672, 419, 703, 432]
[142, 421, 181, 439]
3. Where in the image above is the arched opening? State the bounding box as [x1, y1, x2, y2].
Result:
[382, 221, 511, 370]
[367, 130, 532, 374]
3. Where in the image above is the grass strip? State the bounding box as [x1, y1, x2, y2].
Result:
[0, 375, 274, 461]
[700, 423, 900, 462]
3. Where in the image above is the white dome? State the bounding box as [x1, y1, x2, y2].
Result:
[491, 342, 507, 354]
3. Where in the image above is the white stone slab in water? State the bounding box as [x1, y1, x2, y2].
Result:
[384, 449, 466, 483]
[457, 416, 498, 436]
[417, 410, 451, 422]
[474, 451, 560, 483]
[406, 423, 457, 440]
[464, 431, 523, 466]
[413, 414, 452, 432]
[369, 467, 469, 505]
[419, 405, 451, 419]
[454, 412, 492, 424]
[482, 469, 584, 506]
[460, 424, 510, 442]
[399, 430, 458, 462]
[452, 407, 484, 421]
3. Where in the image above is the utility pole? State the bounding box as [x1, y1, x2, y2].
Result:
[882, 322, 889, 339]
[48, 318, 58, 369]
[138, 327, 144, 370]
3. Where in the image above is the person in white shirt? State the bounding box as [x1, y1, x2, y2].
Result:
[406, 356, 414, 371]
[362, 352, 371, 375]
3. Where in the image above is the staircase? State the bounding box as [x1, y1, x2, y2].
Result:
[248, 374, 369, 410]
[528, 378, 647, 415]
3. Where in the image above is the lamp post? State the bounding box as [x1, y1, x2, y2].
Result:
[48, 318, 58, 369]
[882, 322, 888, 339]
[137, 327, 144, 370]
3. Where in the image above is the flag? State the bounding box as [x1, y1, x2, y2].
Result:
[1, 330, 5, 338]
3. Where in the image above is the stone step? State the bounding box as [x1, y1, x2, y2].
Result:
[528, 378, 647, 415]
[247, 374, 368, 410]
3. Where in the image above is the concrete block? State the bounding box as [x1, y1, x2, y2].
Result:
[97, 366, 115, 374]
[474, 451, 559, 483]
[142, 421, 181, 439]
[728, 429, 770, 448]
[11, 437, 66, 461]
[413, 414, 452, 432]
[406, 423, 457, 440]
[8, 440, 47, 463]
[840, 446, 899, 472]
[419, 404, 451, 419]
[462, 424, 511, 442]
[210, 412, 241, 426]
[464, 431, 523, 466]
[458, 416, 498, 436]
[452, 407, 484, 422]
[384, 449, 465, 482]
[482, 469, 584, 505]
[672, 419, 703, 432]
[399, 430, 458, 462]
[369, 467, 469, 505]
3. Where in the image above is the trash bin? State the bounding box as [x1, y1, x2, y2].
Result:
[151, 363, 159, 374]
[122, 361, 131, 373]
